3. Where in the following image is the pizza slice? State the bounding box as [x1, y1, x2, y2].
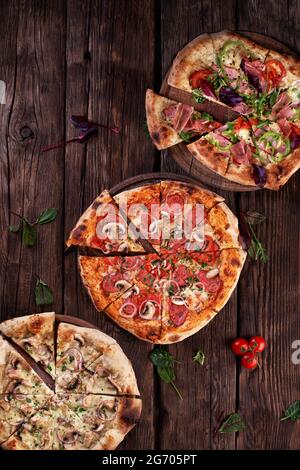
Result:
[56, 323, 140, 395]
[2, 401, 55, 450]
[0, 337, 52, 396]
[61, 394, 141, 449]
[113, 183, 161, 251]
[187, 116, 259, 185]
[159, 249, 246, 343]
[0, 394, 51, 444]
[160, 180, 224, 253]
[0, 312, 55, 378]
[66, 189, 145, 254]
[222, 116, 300, 189]
[145, 89, 222, 150]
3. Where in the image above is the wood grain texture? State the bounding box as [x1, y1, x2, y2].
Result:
[63, 0, 157, 450]
[160, 0, 237, 450]
[0, 0, 65, 318]
[236, 0, 300, 450]
[0, 0, 299, 451]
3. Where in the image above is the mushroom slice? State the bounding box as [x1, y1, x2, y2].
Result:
[115, 279, 131, 291]
[206, 268, 219, 279]
[139, 300, 159, 320]
[171, 296, 187, 306]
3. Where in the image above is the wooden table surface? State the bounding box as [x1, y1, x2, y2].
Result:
[0, 0, 299, 450]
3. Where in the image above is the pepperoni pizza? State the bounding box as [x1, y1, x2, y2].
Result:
[69, 180, 246, 343]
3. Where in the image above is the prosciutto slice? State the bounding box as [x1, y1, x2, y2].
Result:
[231, 141, 252, 164]
[173, 103, 194, 132]
[277, 118, 292, 137]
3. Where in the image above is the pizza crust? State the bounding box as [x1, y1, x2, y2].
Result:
[0, 312, 55, 378]
[167, 33, 216, 93]
[187, 137, 230, 176]
[145, 89, 183, 149]
[205, 202, 244, 250]
[210, 31, 269, 65]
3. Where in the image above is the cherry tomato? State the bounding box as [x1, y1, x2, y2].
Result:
[264, 59, 286, 88]
[234, 116, 251, 131]
[231, 338, 249, 356]
[190, 69, 212, 89]
[241, 352, 258, 370]
[249, 336, 266, 353]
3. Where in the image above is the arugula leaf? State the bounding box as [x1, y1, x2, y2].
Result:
[9, 224, 21, 233]
[239, 211, 268, 262]
[22, 220, 37, 247]
[192, 88, 205, 104]
[244, 211, 266, 226]
[219, 413, 246, 433]
[178, 131, 192, 143]
[35, 278, 54, 306]
[200, 112, 213, 122]
[193, 349, 205, 366]
[37, 208, 57, 225]
[280, 400, 300, 422]
[149, 347, 182, 399]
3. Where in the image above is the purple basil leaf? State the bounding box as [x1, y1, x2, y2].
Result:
[252, 164, 267, 188]
[77, 124, 98, 143]
[238, 213, 252, 250]
[198, 79, 217, 99]
[70, 115, 91, 132]
[219, 86, 244, 107]
[291, 132, 300, 150]
[240, 59, 262, 93]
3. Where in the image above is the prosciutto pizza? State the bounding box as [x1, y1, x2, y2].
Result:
[73, 180, 246, 343]
[146, 31, 300, 189]
[0, 315, 141, 450]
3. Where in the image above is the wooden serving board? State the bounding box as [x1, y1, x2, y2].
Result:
[160, 31, 297, 192]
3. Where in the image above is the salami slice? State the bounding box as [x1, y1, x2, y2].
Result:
[102, 273, 125, 293]
[169, 301, 188, 326]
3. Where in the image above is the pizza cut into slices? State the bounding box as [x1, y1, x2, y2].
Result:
[56, 323, 139, 396]
[113, 183, 161, 251]
[60, 394, 141, 449]
[0, 337, 52, 396]
[66, 189, 145, 254]
[146, 89, 222, 150]
[160, 180, 224, 253]
[0, 394, 51, 444]
[2, 401, 55, 450]
[0, 312, 55, 378]
[159, 248, 246, 343]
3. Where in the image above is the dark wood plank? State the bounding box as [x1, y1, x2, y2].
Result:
[160, 0, 237, 450]
[0, 0, 65, 318]
[64, 0, 157, 450]
[236, 0, 300, 450]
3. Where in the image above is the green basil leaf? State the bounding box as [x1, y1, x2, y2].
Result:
[149, 347, 174, 369]
[35, 279, 54, 306]
[37, 208, 57, 225]
[178, 131, 192, 143]
[219, 413, 246, 434]
[22, 220, 37, 247]
[9, 223, 21, 233]
[193, 349, 205, 366]
[157, 366, 175, 384]
[280, 400, 300, 422]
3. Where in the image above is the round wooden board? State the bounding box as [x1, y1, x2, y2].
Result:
[109, 171, 214, 196]
[160, 31, 297, 192]
[55, 314, 98, 330]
